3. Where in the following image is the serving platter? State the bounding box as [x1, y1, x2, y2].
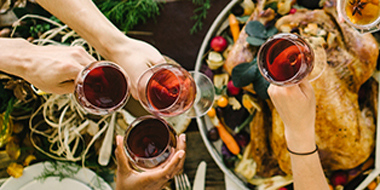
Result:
[195, 0, 250, 189]
[194, 0, 380, 189]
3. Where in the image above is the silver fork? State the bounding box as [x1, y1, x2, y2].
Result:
[174, 173, 191, 190]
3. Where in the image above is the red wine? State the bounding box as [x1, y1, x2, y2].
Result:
[83, 65, 128, 109]
[146, 67, 196, 115]
[258, 33, 314, 86]
[126, 117, 176, 159]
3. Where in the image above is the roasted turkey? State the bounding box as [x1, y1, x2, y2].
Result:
[225, 0, 379, 176]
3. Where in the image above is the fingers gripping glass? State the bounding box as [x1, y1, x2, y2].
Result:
[124, 115, 177, 171]
[74, 61, 130, 115]
[137, 63, 215, 118]
[257, 33, 326, 86]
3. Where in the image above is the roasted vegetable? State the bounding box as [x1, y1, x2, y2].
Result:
[228, 13, 240, 43]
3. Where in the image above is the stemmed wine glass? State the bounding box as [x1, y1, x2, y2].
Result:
[124, 115, 177, 171]
[137, 63, 215, 118]
[337, 0, 380, 34]
[257, 33, 326, 86]
[74, 61, 130, 115]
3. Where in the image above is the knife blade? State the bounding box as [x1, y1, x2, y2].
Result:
[193, 161, 207, 190]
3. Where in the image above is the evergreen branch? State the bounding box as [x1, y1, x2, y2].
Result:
[94, 0, 161, 32]
[190, 0, 211, 34]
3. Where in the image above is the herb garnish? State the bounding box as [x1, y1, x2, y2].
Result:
[231, 58, 270, 99]
[230, 21, 278, 99]
[350, 0, 367, 16]
[245, 21, 278, 46]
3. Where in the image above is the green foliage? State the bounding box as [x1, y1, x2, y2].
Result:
[214, 85, 227, 96]
[94, 0, 161, 32]
[35, 161, 80, 182]
[190, 0, 211, 34]
[231, 59, 270, 99]
[245, 21, 278, 46]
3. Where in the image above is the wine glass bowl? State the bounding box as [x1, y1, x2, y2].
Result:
[74, 61, 130, 115]
[137, 63, 197, 117]
[337, 0, 380, 34]
[257, 33, 318, 86]
[124, 115, 177, 170]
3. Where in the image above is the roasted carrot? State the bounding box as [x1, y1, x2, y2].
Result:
[228, 13, 240, 43]
[215, 122, 240, 155]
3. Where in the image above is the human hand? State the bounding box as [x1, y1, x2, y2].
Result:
[21, 44, 96, 94]
[267, 80, 316, 151]
[105, 38, 166, 99]
[114, 134, 186, 190]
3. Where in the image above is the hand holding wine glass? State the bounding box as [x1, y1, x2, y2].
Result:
[115, 133, 186, 190]
[137, 63, 215, 118]
[257, 33, 325, 87]
[74, 61, 130, 115]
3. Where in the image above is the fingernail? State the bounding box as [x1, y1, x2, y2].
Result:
[178, 150, 185, 159]
[116, 135, 123, 146]
[180, 134, 186, 142]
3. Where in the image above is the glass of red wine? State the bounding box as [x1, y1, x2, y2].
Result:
[337, 0, 380, 34]
[124, 115, 177, 170]
[257, 33, 324, 86]
[74, 61, 130, 115]
[137, 63, 215, 118]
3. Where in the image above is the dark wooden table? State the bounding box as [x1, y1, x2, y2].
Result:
[128, 0, 232, 189]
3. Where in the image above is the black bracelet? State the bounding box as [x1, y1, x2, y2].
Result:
[287, 145, 318, 156]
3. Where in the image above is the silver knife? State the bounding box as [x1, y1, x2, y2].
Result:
[193, 161, 207, 190]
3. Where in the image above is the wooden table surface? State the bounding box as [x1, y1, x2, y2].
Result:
[128, 0, 233, 189]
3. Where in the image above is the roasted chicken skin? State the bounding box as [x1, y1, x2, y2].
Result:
[226, 0, 378, 176]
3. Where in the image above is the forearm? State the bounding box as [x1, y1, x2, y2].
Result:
[36, 0, 130, 59]
[286, 126, 329, 190]
[0, 38, 31, 78]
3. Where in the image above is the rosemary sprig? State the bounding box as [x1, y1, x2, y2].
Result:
[190, 0, 211, 34]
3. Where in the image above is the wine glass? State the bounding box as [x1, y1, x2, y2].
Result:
[124, 115, 177, 171]
[137, 63, 215, 118]
[337, 0, 380, 34]
[74, 61, 130, 115]
[257, 33, 325, 86]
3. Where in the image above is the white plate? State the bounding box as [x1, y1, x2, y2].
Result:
[19, 177, 91, 190]
[0, 162, 112, 190]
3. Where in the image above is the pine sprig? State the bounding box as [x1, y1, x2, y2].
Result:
[94, 0, 161, 32]
[190, 0, 211, 34]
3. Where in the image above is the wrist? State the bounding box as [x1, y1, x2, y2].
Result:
[97, 32, 132, 60]
[285, 125, 316, 152]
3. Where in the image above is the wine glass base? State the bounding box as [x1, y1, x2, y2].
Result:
[185, 71, 215, 118]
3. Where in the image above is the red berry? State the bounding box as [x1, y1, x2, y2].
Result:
[210, 36, 228, 52]
[289, 8, 297, 14]
[227, 80, 240, 96]
[278, 187, 288, 190]
[331, 171, 348, 186]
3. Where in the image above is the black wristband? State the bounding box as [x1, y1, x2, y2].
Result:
[287, 145, 318, 156]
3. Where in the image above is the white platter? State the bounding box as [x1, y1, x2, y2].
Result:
[194, 0, 250, 189]
[0, 162, 112, 190]
[195, 0, 380, 189]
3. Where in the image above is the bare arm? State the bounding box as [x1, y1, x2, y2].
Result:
[0, 37, 95, 94]
[35, 0, 165, 99]
[268, 80, 329, 190]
